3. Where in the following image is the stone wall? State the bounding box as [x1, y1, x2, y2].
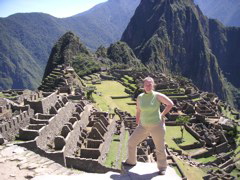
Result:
[24, 91, 59, 114]
[185, 124, 202, 141]
[64, 105, 92, 156]
[191, 142, 231, 159]
[0, 105, 34, 141]
[36, 102, 75, 150]
[66, 157, 119, 173]
[179, 141, 204, 150]
[0, 103, 11, 114]
[100, 74, 116, 80]
[98, 118, 116, 164]
[205, 152, 234, 166]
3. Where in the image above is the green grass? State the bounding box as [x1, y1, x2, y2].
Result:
[192, 98, 201, 102]
[168, 95, 188, 98]
[165, 126, 199, 152]
[118, 131, 129, 167]
[172, 166, 183, 178]
[0, 92, 17, 98]
[91, 80, 136, 115]
[0, 92, 4, 98]
[221, 106, 237, 120]
[235, 144, 240, 159]
[124, 75, 133, 81]
[185, 147, 206, 155]
[100, 72, 107, 75]
[195, 156, 217, 163]
[104, 135, 121, 167]
[104, 132, 129, 168]
[173, 155, 206, 179]
[92, 93, 111, 112]
[230, 168, 240, 177]
[112, 98, 136, 115]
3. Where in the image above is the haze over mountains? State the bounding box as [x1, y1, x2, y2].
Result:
[0, 0, 140, 90]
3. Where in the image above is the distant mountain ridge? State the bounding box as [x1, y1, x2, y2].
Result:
[121, 0, 240, 109]
[0, 0, 140, 90]
[194, 0, 240, 27]
[42, 31, 144, 84]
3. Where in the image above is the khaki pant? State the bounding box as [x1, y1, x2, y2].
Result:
[126, 122, 167, 170]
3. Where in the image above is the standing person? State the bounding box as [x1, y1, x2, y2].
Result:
[122, 76, 174, 175]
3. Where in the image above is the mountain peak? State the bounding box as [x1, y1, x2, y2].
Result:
[43, 31, 89, 79]
[121, 0, 240, 109]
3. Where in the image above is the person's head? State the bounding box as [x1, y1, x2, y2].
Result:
[143, 77, 155, 93]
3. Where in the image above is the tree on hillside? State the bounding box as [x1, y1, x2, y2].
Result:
[85, 86, 96, 102]
[176, 115, 190, 140]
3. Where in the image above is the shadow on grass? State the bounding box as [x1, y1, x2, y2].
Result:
[173, 137, 185, 145]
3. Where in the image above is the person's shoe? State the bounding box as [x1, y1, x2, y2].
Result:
[158, 169, 166, 175]
[122, 161, 136, 167]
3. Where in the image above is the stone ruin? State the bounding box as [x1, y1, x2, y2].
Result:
[1, 68, 239, 179]
[109, 69, 239, 179]
[0, 89, 120, 173]
[0, 97, 34, 141]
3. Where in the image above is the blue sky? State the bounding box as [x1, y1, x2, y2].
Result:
[0, 0, 108, 18]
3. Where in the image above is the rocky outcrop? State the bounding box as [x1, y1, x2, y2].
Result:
[107, 41, 145, 69]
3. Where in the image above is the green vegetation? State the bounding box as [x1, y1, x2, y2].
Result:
[124, 75, 133, 81]
[104, 132, 129, 168]
[234, 125, 240, 160]
[73, 54, 101, 77]
[104, 135, 121, 167]
[221, 106, 237, 120]
[120, 132, 129, 166]
[107, 41, 145, 70]
[159, 88, 185, 95]
[168, 95, 189, 99]
[166, 126, 199, 152]
[192, 98, 201, 102]
[0, 91, 18, 98]
[91, 80, 136, 115]
[231, 169, 240, 177]
[176, 116, 190, 140]
[195, 156, 217, 163]
[120, 75, 137, 95]
[173, 155, 206, 179]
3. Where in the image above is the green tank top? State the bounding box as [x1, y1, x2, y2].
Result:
[138, 91, 161, 125]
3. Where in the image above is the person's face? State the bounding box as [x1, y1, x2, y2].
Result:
[144, 80, 154, 93]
